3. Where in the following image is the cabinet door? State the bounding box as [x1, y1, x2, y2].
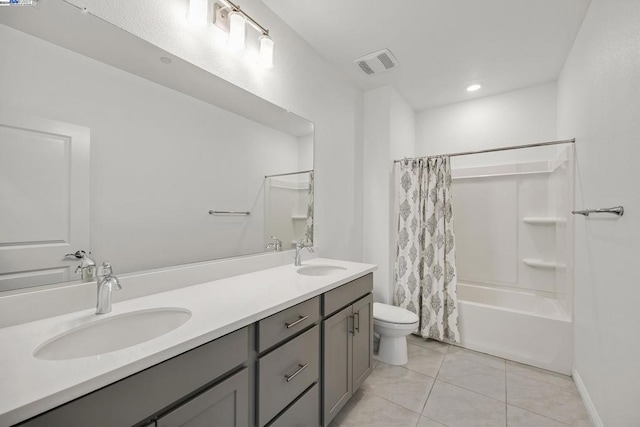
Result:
[157, 368, 249, 427]
[322, 306, 352, 426]
[352, 294, 374, 391]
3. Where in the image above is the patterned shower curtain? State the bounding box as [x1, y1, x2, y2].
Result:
[393, 157, 460, 342]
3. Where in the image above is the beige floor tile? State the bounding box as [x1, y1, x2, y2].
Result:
[330, 388, 421, 427]
[416, 416, 447, 427]
[507, 373, 591, 426]
[507, 405, 568, 427]
[506, 360, 575, 390]
[405, 344, 447, 377]
[407, 335, 451, 354]
[422, 380, 507, 427]
[362, 362, 435, 413]
[438, 353, 506, 401]
[447, 345, 506, 370]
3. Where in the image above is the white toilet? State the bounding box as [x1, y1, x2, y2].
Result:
[373, 302, 419, 365]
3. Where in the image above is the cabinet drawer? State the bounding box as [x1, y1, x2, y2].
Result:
[157, 368, 249, 427]
[258, 325, 320, 426]
[258, 296, 320, 352]
[19, 327, 248, 427]
[268, 383, 319, 427]
[323, 273, 373, 316]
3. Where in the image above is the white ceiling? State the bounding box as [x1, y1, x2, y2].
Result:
[262, 0, 591, 111]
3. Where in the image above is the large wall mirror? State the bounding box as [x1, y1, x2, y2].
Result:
[0, 1, 314, 292]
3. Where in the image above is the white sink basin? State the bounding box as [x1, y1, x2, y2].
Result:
[34, 308, 192, 360]
[297, 265, 347, 277]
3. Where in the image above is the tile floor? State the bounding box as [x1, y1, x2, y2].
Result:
[329, 336, 592, 427]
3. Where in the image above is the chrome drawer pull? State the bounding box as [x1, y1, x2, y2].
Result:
[354, 312, 360, 333]
[285, 363, 308, 382]
[285, 315, 309, 329]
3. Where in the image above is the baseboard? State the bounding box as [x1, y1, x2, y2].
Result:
[572, 368, 604, 427]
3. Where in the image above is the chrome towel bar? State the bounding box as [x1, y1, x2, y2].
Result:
[208, 210, 251, 216]
[572, 206, 624, 217]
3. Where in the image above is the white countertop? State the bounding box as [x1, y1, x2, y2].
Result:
[0, 258, 376, 426]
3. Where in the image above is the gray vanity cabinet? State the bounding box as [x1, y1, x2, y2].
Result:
[321, 274, 374, 427]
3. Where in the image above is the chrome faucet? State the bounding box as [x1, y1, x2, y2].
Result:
[96, 262, 121, 314]
[265, 236, 282, 252]
[294, 240, 314, 266]
[65, 250, 97, 281]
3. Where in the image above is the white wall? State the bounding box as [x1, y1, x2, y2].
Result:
[363, 86, 414, 303]
[416, 82, 558, 161]
[557, 1, 640, 425]
[67, 0, 364, 262]
[390, 90, 416, 160]
[363, 87, 392, 303]
[0, 24, 304, 275]
[297, 134, 314, 171]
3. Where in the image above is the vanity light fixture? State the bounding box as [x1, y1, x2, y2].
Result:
[228, 10, 246, 50]
[258, 34, 274, 68]
[187, 0, 274, 68]
[187, 0, 209, 27]
[467, 83, 482, 92]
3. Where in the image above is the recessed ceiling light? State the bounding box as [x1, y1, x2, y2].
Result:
[160, 57, 172, 64]
[467, 84, 482, 92]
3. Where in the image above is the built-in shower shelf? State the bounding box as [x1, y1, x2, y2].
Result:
[522, 217, 567, 225]
[523, 258, 566, 269]
[291, 215, 307, 220]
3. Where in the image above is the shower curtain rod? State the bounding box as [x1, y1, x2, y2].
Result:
[264, 169, 313, 179]
[393, 138, 575, 163]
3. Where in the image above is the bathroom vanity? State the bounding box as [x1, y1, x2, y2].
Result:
[0, 259, 375, 427]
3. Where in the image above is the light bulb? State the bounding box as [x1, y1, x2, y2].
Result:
[258, 34, 274, 68]
[467, 84, 482, 92]
[187, 0, 208, 27]
[228, 11, 246, 51]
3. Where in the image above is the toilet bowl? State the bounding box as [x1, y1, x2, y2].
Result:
[373, 302, 419, 365]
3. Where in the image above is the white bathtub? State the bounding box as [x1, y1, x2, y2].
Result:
[456, 282, 573, 374]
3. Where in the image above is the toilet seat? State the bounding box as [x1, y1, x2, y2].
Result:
[374, 318, 418, 330]
[373, 302, 419, 324]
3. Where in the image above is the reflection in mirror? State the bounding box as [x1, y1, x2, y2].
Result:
[0, 3, 313, 292]
[264, 171, 314, 251]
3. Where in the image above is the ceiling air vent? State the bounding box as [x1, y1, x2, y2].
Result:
[354, 49, 398, 75]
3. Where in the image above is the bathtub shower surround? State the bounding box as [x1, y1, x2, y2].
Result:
[452, 143, 575, 374]
[393, 157, 460, 342]
[263, 170, 314, 251]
